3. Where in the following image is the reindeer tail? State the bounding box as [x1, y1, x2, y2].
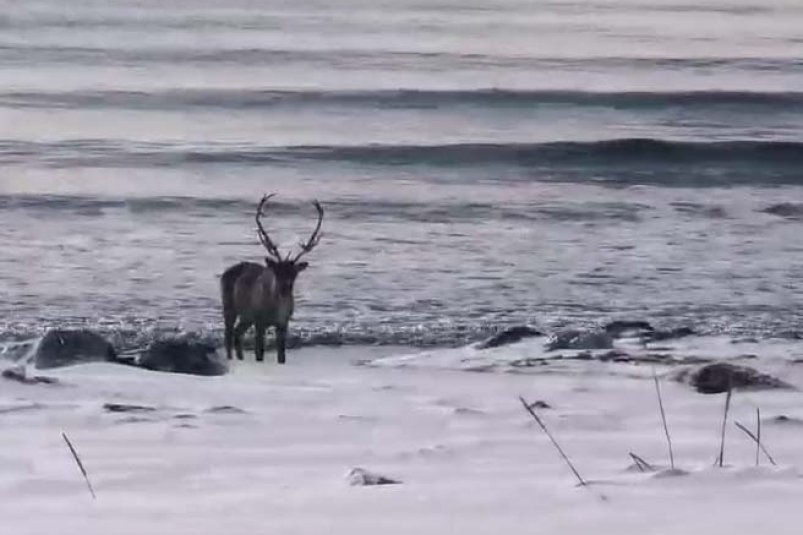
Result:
[220, 262, 255, 360]
[220, 262, 251, 321]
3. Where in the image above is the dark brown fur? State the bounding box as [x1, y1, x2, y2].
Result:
[221, 260, 306, 364]
[221, 194, 323, 364]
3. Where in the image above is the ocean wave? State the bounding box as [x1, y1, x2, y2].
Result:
[670, 202, 729, 219]
[2, 42, 802, 73]
[0, 194, 651, 224]
[4, 87, 803, 111]
[1, 139, 801, 176]
[0, 194, 254, 212]
[283, 139, 803, 167]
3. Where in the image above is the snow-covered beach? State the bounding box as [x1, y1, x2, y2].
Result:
[2, 336, 803, 534]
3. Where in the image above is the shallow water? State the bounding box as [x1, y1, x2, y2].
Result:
[1, 0, 802, 347]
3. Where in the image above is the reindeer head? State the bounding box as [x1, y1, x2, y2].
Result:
[255, 193, 324, 296]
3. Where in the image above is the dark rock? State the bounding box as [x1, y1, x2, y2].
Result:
[761, 203, 803, 220]
[205, 405, 247, 414]
[103, 403, 156, 413]
[768, 415, 803, 425]
[139, 339, 227, 376]
[675, 362, 794, 394]
[651, 468, 690, 478]
[1, 367, 28, 383]
[546, 329, 613, 351]
[114, 416, 155, 424]
[347, 467, 401, 486]
[113, 354, 139, 366]
[509, 357, 549, 368]
[1, 366, 59, 385]
[596, 349, 633, 362]
[672, 355, 712, 365]
[477, 325, 543, 349]
[645, 327, 696, 342]
[604, 320, 654, 338]
[34, 329, 117, 369]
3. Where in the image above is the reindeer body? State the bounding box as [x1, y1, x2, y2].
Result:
[220, 194, 323, 364]
[221, 261, 295, 363]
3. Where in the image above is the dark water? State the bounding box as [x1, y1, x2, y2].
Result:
[1, 0, 802, 348]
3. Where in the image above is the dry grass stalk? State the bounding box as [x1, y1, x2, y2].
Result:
[652, 368, 675, 469]
[629, 452, 654, 472]
[756, 407, 761, 466]
[518, 396, 587, 487]
[717, 382, 733, 468]
[62, 432, 96, 500]
[734, 419, 776, 466]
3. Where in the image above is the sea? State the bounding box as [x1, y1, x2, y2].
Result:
[1, 0, 802, 351]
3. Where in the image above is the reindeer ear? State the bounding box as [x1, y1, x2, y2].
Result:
[296, 261, 309, 272]
[265, 257, 277, 269]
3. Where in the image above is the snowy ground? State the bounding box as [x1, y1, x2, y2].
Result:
[2, 341, 803, 534]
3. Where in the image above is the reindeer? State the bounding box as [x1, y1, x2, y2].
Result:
[220, 194, 324, 364]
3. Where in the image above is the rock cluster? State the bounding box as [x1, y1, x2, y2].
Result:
[25, 329, 228, 377]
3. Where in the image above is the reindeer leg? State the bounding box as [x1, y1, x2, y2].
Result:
[224, 314, 236, 360]
[254, 322, 266, 362]
[233, 318, 252, 361]
[276, 325, 287, 365]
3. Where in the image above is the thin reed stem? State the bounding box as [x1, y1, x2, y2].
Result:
[652, 368, 675, 469]
[518, 396, 586, 486]
[717, 383, 733, 468]
[735, 420, 776, 466]
[62, 432, 96, 500]
[629, 452, 654, 472]
[755, 408, 761, 466]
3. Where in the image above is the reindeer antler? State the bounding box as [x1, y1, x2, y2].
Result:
[290, 200, 324, 262]
[255, 193, 283, 261]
